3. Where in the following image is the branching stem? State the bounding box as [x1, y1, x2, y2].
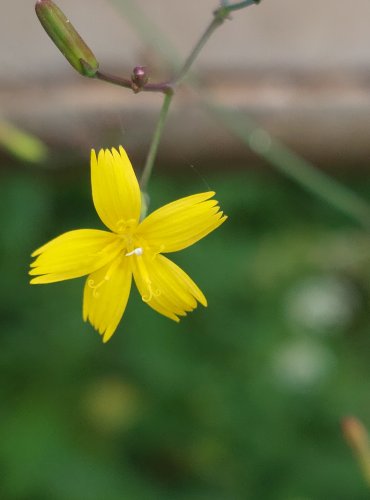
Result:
[140, 1, 258, 188]
[174, 16, 225, 85]
[94, 1, 259, 189]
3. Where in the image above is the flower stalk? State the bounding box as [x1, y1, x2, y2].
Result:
[140, 93, 173, 192]
[139, 0, 259, 186]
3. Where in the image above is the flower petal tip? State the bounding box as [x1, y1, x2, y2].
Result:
[29, 276, 44, 284]
[31, 247, 44, 257]
[118, 145, 127, 157]
[102, 330, 115, 343]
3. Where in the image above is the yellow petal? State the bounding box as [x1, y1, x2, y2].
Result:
[83, 255, 132, 342]
[91, 146, 141, 233]
[137, 192, 227, 253]
[132, 253, 207, 321]
[30, 229, 123, 284]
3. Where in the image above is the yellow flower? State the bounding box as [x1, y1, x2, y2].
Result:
[30, 146, 227, 342]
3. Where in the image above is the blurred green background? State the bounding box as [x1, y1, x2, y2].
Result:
[0, 159, 370, 499]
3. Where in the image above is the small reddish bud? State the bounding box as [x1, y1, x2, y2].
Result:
[131, 66, 149, 93]
[35, 0, 99, 77]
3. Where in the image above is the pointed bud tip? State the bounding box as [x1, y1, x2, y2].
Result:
[35, 0, 53, 11]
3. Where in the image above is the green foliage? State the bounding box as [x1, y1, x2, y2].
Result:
[0, 166, 369, 499]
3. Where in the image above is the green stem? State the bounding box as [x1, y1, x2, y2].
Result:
[138, 1, 257, 188]
[226, 0, 260, 12]
[112, 0, 370, 228]
[174, 17, 224, 85]
[140, 92, 173, 191]
[210, 105, 370, 229]
[139, 5, 222, 187]
[175, 1, 258, 85]
[110, 0, 258, 189]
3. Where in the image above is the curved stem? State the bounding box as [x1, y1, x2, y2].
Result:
[139, 9, 224, 188]
[174, 16, 224, 85]
[108, 0, 259, 190]
[210, 104, 370, 229]
[226, 0, 260, 12]
[111, 0, 370, 228]
[174, 1, 259, 85]
[95, 70, 132, 89]
[139, 1, 258, 188]
[140, 92, 173, 191]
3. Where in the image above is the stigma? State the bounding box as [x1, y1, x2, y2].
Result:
[125, 247, 144, 257]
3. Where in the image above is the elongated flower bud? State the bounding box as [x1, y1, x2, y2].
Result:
[35, 0, 99, 77]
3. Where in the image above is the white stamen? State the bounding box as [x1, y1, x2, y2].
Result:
[125, 247, 144, 257]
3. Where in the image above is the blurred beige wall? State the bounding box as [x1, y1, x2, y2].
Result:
[3, 0, 370, 77]
[1, 1, 370, 166]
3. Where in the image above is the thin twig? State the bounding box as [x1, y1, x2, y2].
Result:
[139, 1, 257, 188]
[140, 93, 173, 191]
[95, 70, 132, 89]
[174, 16, 225, 85]
[209, 104, 370, 229]
[226, 0, 260, 12]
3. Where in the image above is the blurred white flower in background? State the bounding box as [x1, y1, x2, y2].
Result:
[273, 339, 335, 391]
[284, 275, 360, 335]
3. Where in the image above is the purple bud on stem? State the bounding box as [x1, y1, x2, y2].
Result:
[131, 66, 149, 93]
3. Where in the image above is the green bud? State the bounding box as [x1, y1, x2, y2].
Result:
[35, 0, 99, 77]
